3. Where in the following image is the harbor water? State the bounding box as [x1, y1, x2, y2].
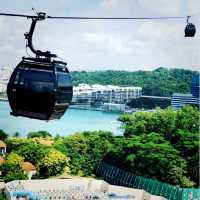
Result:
[0, 101, 122, 136]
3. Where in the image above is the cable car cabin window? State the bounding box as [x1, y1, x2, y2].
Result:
[57, 68, 71, 88]
[14, 71, 20, 85]
[56, 66, 72, 102]
[57, 73, 71, 88]
[19, 69, 54, 92]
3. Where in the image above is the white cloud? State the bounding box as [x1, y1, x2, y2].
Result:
[0, 0, 199, 71]
[100, 0, 200, 17]
[138, 0, 181, 16]
[0, 17, 29, 67]
[101, 0, 130, 8]
[81, 32, 132, 55]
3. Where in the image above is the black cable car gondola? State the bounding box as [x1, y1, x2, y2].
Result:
[185, 16, 196, 37]
[7, 13, 73, 120]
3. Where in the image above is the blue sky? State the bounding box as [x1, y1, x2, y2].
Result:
[0, 0, 199, 71]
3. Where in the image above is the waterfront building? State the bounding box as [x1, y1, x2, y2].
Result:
[0, 83, 6, 93]
[72, 84, 94, 104]
[102, 103, 126, 112]
[0, 67, 12, 93]
[92, 85, 142, 104]
[191, 74, 200, 98]
[72, 84, 142, 105]
[171, 93, 199, 109]
[171, 74, 200, 109]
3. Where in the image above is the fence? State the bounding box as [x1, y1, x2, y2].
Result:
[96, 162, 200, 200]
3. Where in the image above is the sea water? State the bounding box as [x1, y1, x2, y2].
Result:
[0, 101, 122, 136]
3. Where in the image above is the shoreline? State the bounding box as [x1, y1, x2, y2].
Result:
[70, 104, 124, 114]
[0, 100, 155, 114]
[0, 98, 8, 101]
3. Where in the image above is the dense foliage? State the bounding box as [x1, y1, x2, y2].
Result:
[0, 192, 6, 200]
[71, 68, 198, 96]
[27, 131, 52, 138]
[104, 133, 191, 186]
[1, 137, 70, 181]
[0, 152, 27, 182]
[59, 131, 113, 176]
[117, 106, 199, 187]
[127, 97, 171, 109]
[38, 149, 70, 177]
[0, 129, 8, 141]
[0, 106, 199, 187]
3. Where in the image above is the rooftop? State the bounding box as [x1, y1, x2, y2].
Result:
[173, 93, 193, 97]
[5, 179, 166, 200]
[21, 162, 36, 172]
[0, 140, 6, 148]
[73, 84, 142, 94]
[37, 138, 54, 147]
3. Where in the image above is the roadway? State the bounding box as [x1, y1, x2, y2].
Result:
[141, 95, 171, 100]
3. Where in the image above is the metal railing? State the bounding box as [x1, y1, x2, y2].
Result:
[96, 162, 200, 200]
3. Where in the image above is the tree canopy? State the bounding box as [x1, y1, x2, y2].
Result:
[27, 131, 52, 138]
[116, 106, 199, 187]
[71, 68, 198, 96]
[62, 131, 113, 176]
[0, 129, 8, 141]
[0, 152, 27, 182]
[1, 105, 199, 187]
[38, 149, 70, 177]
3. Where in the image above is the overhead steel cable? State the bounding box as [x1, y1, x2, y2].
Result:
[0, 11, 197, 37]
[0, 11, 194, 20]
[0, 12, 36, 18]
[47, 16, 187, 20]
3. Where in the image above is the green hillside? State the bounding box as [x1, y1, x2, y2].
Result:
[71, 67, 198, 97]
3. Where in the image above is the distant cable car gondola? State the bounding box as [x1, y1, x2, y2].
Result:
[7, 13, 73, 120]
[185, 16, 196, 37]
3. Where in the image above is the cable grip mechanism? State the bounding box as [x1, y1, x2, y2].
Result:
[24, 12, 57, 59]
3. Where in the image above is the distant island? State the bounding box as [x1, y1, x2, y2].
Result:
[0, 67, 198, 97]
[71, 67, 198, 97]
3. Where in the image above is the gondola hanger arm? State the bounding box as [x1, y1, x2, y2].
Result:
[24, 12, 56, 58]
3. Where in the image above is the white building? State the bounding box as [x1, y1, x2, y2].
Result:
[102, 103, 126, 112]
[72, 84, 142, 105]
[0, 67, 12, 93]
